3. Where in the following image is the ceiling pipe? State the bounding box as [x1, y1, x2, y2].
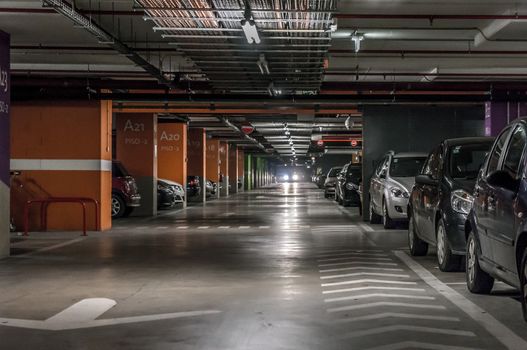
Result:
[330, 49, 527, 55]
[334, 13, 527, 20]
[219, 117, 268, 153]
[0, 7, 143, 16]
[41, 0, 175, 88]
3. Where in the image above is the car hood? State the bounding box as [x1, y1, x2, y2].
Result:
[389, 177, 416, 193]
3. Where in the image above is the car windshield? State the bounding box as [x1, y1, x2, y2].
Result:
[449, 143, 492, 179]
[112, 162, 129, 177]
[347, 167, 362, 182]
[389, 157, 426, 177]
[328, 168, 342, 177]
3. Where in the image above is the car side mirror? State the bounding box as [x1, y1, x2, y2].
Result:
[487, 170, 520, 193]
[415, 174, 439, 186]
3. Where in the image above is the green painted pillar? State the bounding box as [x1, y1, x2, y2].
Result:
[244, 154, 253, 191]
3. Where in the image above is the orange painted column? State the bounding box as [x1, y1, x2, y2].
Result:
[187, 128, 206, 202]
[219, 142, 229, 196]
[206, 139, 220, 199]
[238, 149, 245, 192]
[116, 113, 157, 216]
[158, 122, 187, 205]
[10, 100, 112, 232]
[228, 146, 239, 194]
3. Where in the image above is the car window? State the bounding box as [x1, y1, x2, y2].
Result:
[422, 146, 443, 179]
[375, 157, 386, 176]
[390, 157, 427, 177]
[449, 143, 492, 179]
[487, 127, 511, 175]
[502, 126, 527, 179]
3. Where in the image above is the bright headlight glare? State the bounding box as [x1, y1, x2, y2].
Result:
[451, 189, 474, 215]
[390, 187, 408, 198]
[283, 174, 289, 181]
[292, 174, 299, 181]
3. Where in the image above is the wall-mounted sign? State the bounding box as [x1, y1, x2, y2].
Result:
[241, 125, 254, 135]
[351, 140, 358, 147]
[317, 140, 324, 147]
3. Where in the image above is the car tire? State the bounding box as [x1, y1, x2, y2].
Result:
[520, 248, 527, 322]
[436, 219, 462, 272]
[369, 198, 382, 224]
[408, 212, 428, 256]
[111, 194, 126, 219]
[382, 200, 395, 229]
[466, 231, 494, 294]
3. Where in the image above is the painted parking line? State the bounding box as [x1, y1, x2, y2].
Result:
[319, 266, 404, 273]
[317, 249, 384, 255]
[318, 256, 393, 262]
[320, 272, 410, 280]
[14, 237, 87, 258]
[218, 226, 230, 229]
[197, 226, 210, 229]
[238, 226, 251, 229]
[342, 325, 475, 339]
[317, 252, 388, 258]
[156, 226, 169, 230]
[363, 341, 481, 350]
[324, 293, 435, 303]
[327, 301, 445, 313]
[319, 261, 399, 267]
[394, 250, 527, 350]
[333, 312, 460, 324]
[358, 223, 375, 232]
[258, 226, 270, 229]
[176, 226, 189, 229]
[322, 286, 426, 294]
[321, 279, 417, 288]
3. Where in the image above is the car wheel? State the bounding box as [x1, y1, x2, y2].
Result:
[466, 231, 494, 294]
[111, 194, 126, 218]
[369, 198, 382, 224]
[436, 219, 462, 272]
[520, 248, 527, 322]
[408, 212, 428, 256]
[383, 200, 395, 229]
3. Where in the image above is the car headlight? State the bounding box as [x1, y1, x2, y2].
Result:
[283, 174, 289, 181]
[451, 189, 474, 215]
[390, 187, 409, 198]
[346, 182, 359, 191]
[292, 174, 299, 181]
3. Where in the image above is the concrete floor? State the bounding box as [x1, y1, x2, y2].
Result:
[1, 183, 527, 349]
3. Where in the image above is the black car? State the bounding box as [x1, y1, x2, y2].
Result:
[466, 119, 527, 320]
[335, 163, 362, 207]
[316, 174, 327, 189]
[187, 176, 202, 200]
[157, 180, 176, 209]
[408, 137, 494, 271]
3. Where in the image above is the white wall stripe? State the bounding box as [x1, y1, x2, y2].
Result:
[10, 159, 112, 172]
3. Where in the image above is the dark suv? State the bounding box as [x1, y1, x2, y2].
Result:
[466, 119, 527, 320]
[335, 163, 362, 207]
[112, 161, 141, 218]
[408, 137, 494, 271]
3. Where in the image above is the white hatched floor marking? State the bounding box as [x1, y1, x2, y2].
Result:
[343, 325, 475, 339]
[395, 250, 527, 350]
[358, 223, 375, 232]
[320, 266, 404, 273]
[197, 226, 209, 229]
[317, 249, 384, 254]
[317, 252, 388, 258]
[321, 279, 417, 287]
[322, 286, 425, 294]
[324, 293, 435, 303]
[320, 272, 410, 280]
[363, 341, 481, 350]
[238, 226, 251, 229]
[318, 256, 393, 262]
[327, 301, 445, 313]
[319, 261, 398, 267]
[176, 226, 189, 229]
[218, 226, 230, 229]
[258, 226, 270, 229]
[334, 312, 460, 324]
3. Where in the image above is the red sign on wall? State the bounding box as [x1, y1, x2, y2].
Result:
[351, 140, 358, 147]
[241, 125, 254, 135]
[317, 140, 324, 147]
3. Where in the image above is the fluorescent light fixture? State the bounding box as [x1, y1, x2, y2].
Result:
[351, 33, 364, 53]
[241, 19, 261, 44]
[257, 54, 270, 74]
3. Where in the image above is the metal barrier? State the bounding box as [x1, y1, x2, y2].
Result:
[23, 197, 100, 236]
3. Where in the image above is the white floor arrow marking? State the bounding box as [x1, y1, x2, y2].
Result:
[320, 266, 404, 273]
[327, 301, 445, 313]
[334, 312, 460, 324]
[321, 279, 416, 287]
[364, 341, 481, 350]
[322, 286, 425, 294]
[395, 250, 527, 350]
[343, 325, 475, 339]
[0, 298, 221, 331]
[325, 293, 435, 303]
[320, 272, 410, 280]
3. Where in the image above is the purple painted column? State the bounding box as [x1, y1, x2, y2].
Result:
[0, 30, 10, 258]
[485, 102, 527, 137]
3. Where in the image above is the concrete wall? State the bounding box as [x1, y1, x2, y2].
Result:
[361, 105, 485, 220]
[0, 31, 10, 258]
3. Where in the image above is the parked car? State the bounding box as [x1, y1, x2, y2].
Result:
[112, 161, 141, 218]
[157, 180, 177, 209]
[465, 120, 527, 320]
[316, 174, 327, 189]
[324, 167, 343, 198]
[158, 179, 185, 204]
[206, 179, 215, 198]
[335, 163, 362, 207]
[408, 137, 494, 271]
[369, 152, 427, 229]
[187, 176, 202, 200]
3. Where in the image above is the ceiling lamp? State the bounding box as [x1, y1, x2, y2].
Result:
[351, 33, 364, 53]
[257, 54, 270, 75]
[241, 7, 261, 44]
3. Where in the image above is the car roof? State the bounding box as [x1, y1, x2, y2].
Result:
[443, 137, 495, 147]
[393, 152, 428, 158]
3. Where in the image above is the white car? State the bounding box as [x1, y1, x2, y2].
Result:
[158, 179, 185, 204]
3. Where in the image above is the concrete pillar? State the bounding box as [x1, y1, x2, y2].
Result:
[485, 102, 527, 136]
[188, 128, 206, 202]
[11, 101, 112, 232]
[116, 113, 157, 216]
[237, 150, 244, 192]
[158, 122, 187, 206]
[0, 30, 10, 258]
[228, 146, 239, 194]
[206, 139, 220, 199]
[219, 142, 229, 196]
